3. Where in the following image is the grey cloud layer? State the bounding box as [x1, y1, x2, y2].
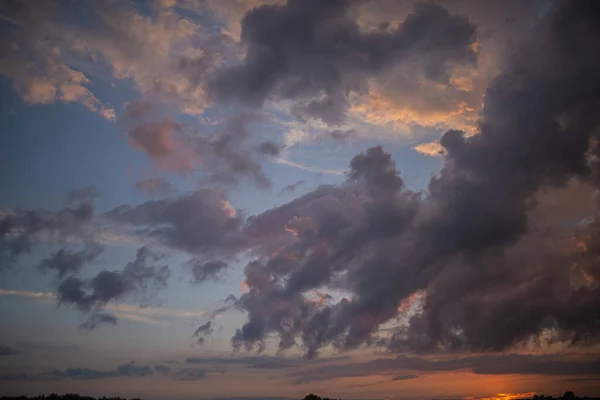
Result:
[0, 362, 152, 381]
[292, 353, 600, 383]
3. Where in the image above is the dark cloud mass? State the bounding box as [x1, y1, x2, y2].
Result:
[214, 0, 600, 357]
[57, 246, 170, 326]
[210, 0, 477, 125]
[37, 245, 103, 279]
[0, 191, 96, 269]
[107, 189, 244, 256]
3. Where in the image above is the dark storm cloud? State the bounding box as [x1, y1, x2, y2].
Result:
[210, 0, 477, 125]
[0, 190, 97, 269]
[217, 0, 600, 357]
[37, 245, 103, 279]
[57, 246, 170, 320]
[292, 354, 600, 383]
[0, 345, 19, 356]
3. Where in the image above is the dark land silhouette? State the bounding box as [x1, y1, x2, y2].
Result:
[1, 392, 600, 400]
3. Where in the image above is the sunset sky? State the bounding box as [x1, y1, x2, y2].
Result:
[1, 1, 600, 399]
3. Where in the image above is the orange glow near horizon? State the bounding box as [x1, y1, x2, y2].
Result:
[480, 393, 538, 400]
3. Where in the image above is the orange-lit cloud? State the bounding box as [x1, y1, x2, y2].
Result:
[413, 140, 447, 157]
[127, 119, 199, 172]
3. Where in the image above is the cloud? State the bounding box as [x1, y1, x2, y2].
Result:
[0, 288, 203, 323]
[127, 119, 198, 173]
[207, 0, 600, 356]
[172, 367, 208, 381]
[412, 140, 446, 157]
[185, 355, 301, 370]
[56, 246, 170, 327]
[0, 362, 153, 381]
[121, 108, 272, 188]
[0, 288, 55, 300]
[258, 141, 282, 157]
[190, 260, 228, 284]
[37, 245, 103, 279]
[0, 2, 115, 120]
[154, 365, 171, 374]
[292, 353, 600, 383]
[277, 180, 306, 197]
[391, 374, 418, 381]
[193, 321, 214, 344]
[0, 345, 19, 356]
[1, 190, 97, 269]
[79, 312, 117, 331]
[210, 1, 477, 126]
[107, 189, 244, 256]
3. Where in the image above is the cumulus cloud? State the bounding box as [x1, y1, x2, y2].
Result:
[106, 189, 244, 256]
[192, 0, 600, 357]
[4, 0, 600, 366]
[210, 1, 477, 127]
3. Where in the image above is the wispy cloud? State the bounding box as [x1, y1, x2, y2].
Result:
[0, 288, 204, 324]
[273, 156, 346, 176]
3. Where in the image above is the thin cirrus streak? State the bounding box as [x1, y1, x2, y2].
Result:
[0, 289, 205, 323]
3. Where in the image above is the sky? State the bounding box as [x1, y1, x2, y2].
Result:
[0, 0, 600, 399]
